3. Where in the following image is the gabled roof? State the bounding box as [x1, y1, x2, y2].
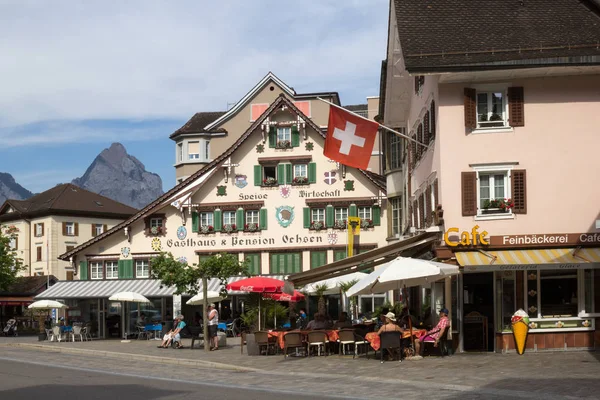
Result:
[394, 0, 600, 72]
[0, 275, 57, 296]
[59, 94, 387, 261]
[0, 183, 137, 222]
[169, 111, 227, 139]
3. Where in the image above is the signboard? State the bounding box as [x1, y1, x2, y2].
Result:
[347, 217, 361, 257]
[444, 230, 600, 249]
[463, 263, 600, 272]
[444, 225, 489, 247]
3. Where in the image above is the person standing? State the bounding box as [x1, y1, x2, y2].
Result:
[207, 303, 219, 351]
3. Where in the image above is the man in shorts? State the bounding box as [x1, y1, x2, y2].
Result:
[207, 303, 219, 350]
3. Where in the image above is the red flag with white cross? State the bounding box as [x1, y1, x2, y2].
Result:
[324, 105, 378, 170]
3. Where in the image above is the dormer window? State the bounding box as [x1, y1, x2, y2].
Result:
[188, 141, 200, 160]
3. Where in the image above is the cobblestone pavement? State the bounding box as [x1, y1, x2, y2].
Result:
[2, 336, 600, 399]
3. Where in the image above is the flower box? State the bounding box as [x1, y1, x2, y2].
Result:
[222, 224, 237, 234]
[149, 226, 163, 235]
[361, 219, 374, 229]
[292, 176, 309, 185]
[199, 225, 214, 234]
[310, 221, 325, 231]
[244, 223, 260, 233]
[333, 220, 347, 230]
[482, 198, 514, 213]
[276, 140, 292, 149]
[262, 177, 277, 186]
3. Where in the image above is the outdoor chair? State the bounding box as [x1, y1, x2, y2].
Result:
[226, 318, 240, 337]
[307, 331, 329, 357]
[255, 331, 277, 355]
[423, 326, 449, 357]
[45, 328, 53, 341]
[338, 329, 356, 355]
[136, 325, 148, 340]
[283, 332, 306, 358]
[353, 331, 370, 359]
[379, 331, 403, 364]
[51, 326, 62, 342]
[72, 325, 84, 342]
[82, 325, 93, 341]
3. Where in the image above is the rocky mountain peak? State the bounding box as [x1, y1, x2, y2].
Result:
[0, 172, 33, 205]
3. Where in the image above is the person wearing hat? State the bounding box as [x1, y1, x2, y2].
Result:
[207, 303, 219, 350]
[377, 312, 403, 335]
[158, 315, 186, 349]
[415, 308, 450, 357]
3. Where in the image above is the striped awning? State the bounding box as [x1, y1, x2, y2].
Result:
[35, 275, 285, 300]
[456, 247, 600, 269]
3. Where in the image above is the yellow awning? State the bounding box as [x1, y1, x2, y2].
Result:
[456, 248, 600, 266]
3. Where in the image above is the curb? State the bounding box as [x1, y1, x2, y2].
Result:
[1, 343, 259, 373]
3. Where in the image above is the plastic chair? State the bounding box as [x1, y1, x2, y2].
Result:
[72, 325, 84, 342]
[226, 319, 240, 337]
[51, 326, 62, 342]
[379, 331, 403, 364]
[283, 332, 306, 358]
[82, 325, 92, 341]
[307, 331, 329, 356]
[254, 331, 277, 355]
[45, 328, 53, 341]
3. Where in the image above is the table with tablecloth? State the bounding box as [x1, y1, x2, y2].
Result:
[268, 330, 340, 349]
[365, 329, 427, 351]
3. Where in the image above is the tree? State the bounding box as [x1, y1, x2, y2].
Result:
[339, 279, 359, 319]
[314, 283, 329, 316]
[0, 225, 25, 292]
[150, 252, 249, 351]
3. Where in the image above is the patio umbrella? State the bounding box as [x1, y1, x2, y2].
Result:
[226, 277, 284, 330]
[263, 290, 305, 328]
[302, 272, 368, 295]
[109, 291, 150, 340]
[28, 300, 68, 310]
[186, 291, 224, 305]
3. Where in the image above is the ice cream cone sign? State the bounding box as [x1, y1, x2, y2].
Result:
[511, 309, 530, 355]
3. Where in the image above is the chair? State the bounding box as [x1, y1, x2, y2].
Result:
[353, 332, 370, 359]
[82, 325, 93, 341]
[423, 326, 449, 357]
[379, 331, 403, 364]
[254, 331, 277, 355]
[338, 329, 356, 355]
[226, 318, 240, 337]
[136, 325, 148, 340]
[307, 331, 329, 357]
[283, 332, 306, 358]
[51, 326, 62, 342]
[72, 325, 84, 342]
[45, 328, 53, 342]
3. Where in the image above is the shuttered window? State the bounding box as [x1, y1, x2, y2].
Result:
[418, 194, 425, 229]
[430, 100, 436, 140]
[36, 246, 42, 262]
[270, 252, 302, 274]
[426, 185, 432, 227]
[462, 168, 527, 217]
[461, 172, 478, 216]
[310, 251, 327, 269]
[410, 137, 417, 171]
[416, 124, 423, 160]
[423, 111, 430, 146]
[245, 253, 261, 275]
[511, 170, 527, 214]
[508, 87, 525, 127]
[464, 88, 477, 130]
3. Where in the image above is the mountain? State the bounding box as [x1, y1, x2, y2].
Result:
[72, 143, 164, 209]
[0, 172, 33, 205]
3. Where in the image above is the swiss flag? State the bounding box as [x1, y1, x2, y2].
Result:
[324, 106, 378, 170]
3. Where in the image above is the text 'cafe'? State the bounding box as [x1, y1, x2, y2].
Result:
[441, 226, 600, 353]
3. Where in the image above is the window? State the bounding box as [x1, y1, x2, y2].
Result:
[136, 260, 149, 278]
[223, 211, 236, 226]
[200, 212, 213, 227]
[204, 140, 210, 160]
[66, 245, 74, 253]
[35, 223, 43, 237]
[478, 171, 510, 215]
[414, 75, 425, 94]
[477, 91, 507, 128]
[150, 218, 163, 228]
[65, 222, 75, 236]
[90, 262, 103, 280]
[311, 208, 325, 222]
[188, 141, 200, 160]
[94, 224, 104, 236]
[335, 207, 348, 222]
[245, 210, 259, 224]
[391, 197, 402, 235]
[358, 206, 372, 221]
[9, 237, 17, 250]
[540, 270, 578, 318]
[105, 261, 118, 279]
[270, 252, 302, 274]
[263, 165, 277, 185]
[36, 246, 42, 261]
[293, 164, 307, 178]
[277, 127, 291, 143]
[177, 142, 183, 162]
[389, 132, 402, 170]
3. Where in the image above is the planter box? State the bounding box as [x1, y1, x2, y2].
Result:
[481, 208, 509, 215]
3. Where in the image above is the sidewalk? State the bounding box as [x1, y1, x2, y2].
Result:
[2, 335, 600, 398]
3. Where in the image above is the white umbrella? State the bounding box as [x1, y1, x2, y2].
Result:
[302, 272, 368, 295]
[109, 291, 150, 303]
[28, 300, 68, 309]
[346, 257, 459, 297]
[186, 291, 224, 305]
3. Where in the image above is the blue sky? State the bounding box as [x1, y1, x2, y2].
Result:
[0, 1, 388, 193]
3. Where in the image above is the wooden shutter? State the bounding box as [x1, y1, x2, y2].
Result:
[372, 205, 381, 226]
[213, 210, 222, 231]
[308, 162, 317, 184]
[334, 250, 346, 261]
[74, 223, 79, 236]
[508, 87, 525, 127]
[410, 139, 417, 171]
[414, 76, 419, 93]
[62, 222, 66, 236]
[246, 254, 260, 275]
[277, 164, 286, 185]
[464, 88, 477, 130]
[433, 179, 439, 207]
[253, 165, 262, 186]
[325, 205, 334, 228]
[430, 100, 436, 140]
[416, 124, 423, 159]
[118, 260, 126, 279]
[426, 186, 432, 226]
[268, 126, 276, 148]
[192, 211, 199, 232]
[291, 253, 301, 273]
[303, 207, 311, 228]
[291, 125, 300, 147]
[103, 224, 107, 233]
[285, 163, 292, 184]
[419, 194, 425, 229]
[79, 261, 88, 280]
[66, 272, 74, 281]
[412, 200, 417, 228]
[91, 224, 96, 237]
[349, 204, 357, 218]
[41, 223, 44, 236]
[511, 169, 527, 214]
[66, 245, 74, 252]
[310, 251, 327, 269]
[236, 208, 244, 231]
[270, 253, 280, 274]
[461, 171, 477, 216]
[423, 111, 430, 145]
[14, 236, 18, 250]
[259, 208, 268, 230]
[37, 246, 42, 261]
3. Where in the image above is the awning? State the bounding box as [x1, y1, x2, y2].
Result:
[287, 232, 439, 286]
[457, 248, 600, 271]
[34, 275, 285, 300]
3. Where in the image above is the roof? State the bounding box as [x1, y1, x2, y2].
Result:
[0, 183, 138, 222]
[169, 111, 226, 139]
[394, 0, 600, 72]
[0, 275, 57, 296]
[59, 94, 387, 261]
[343, 104, 368, 112]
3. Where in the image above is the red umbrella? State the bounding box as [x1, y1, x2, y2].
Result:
[264, 290, 305, 302]
[226, 277, 284, 293]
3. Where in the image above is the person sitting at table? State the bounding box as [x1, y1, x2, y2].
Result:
[333, 312, 352, 329]
[296, 308, 308, 330]
[136, 313, 146, 326]
[415, 308, 450, 357]
[377, 312, 403, 335]
[306, 313, 329, 330]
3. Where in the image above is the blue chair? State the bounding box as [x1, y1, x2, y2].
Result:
[282, 322, 291, 329]
[217, 322, 227, 333]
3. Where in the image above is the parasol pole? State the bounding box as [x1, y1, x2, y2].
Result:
[405, 284, 415, 353]
[258, 295, 262, 331]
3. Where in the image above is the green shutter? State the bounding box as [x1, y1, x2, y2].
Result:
[277, 164, 286, 184]
[292, 252, 301, 273]
[79, 261, 88, 280]
[236, 208, 244, 231]
[285, 163, 292, 183]
[326, 205, 334, 228]
[192, 211, 199, 233]
[372, 205, 381, 226]
[349, 204, 357, 217]
[259, 208, 268, 230]
[334, 250, 346, 261]
[270, 253, 280, 274]
[269, 126, 277, 148]
[303, 207, 311, 228]
[246, 254, 260, 275]
[311, 251, 327, 269]
[254, 165, 262, 186]
[118, 260, 133, 279]
[291, 125, 300, 147]
[308, 162, 317, 184]
[214, 210, 222, 231]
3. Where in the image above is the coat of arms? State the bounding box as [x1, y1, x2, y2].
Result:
[324, 171, 337, 185]
[177, 226, 187, 240]
[121, 247, 130, 258]
[234, 175, 248, 189]
[151, 238, 162, 252]
[279, 185, 291, 198]
[327, 233, 338, 245]
[275, 206, 295, 228]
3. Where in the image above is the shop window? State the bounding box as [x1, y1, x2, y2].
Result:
[360, 295, 386, 315]
[90, 262, 103, 280]
[540, 270, 578, 318]
[136, 260, 150, 278]
[106, 261, 118, 279]
[496, 271, 516, 331]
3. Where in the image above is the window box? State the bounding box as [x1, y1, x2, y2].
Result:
[333, 220, 347, 230]
[262, 177, 278, 186]
[149, 226, 163, 235]
[244, 223, 260, 232]
[361, 219, 374, 229]
[222, 224, 237, 234]
[199, 225, 215, 234]
[276, 140, 292, 149]
[144, 215, 166, 236]
[292, 176, 308, 185]
[310, 221, 325, 231]
[482, 198, 514, 214]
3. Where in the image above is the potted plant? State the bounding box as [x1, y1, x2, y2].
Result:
[222, 224, 237, 234]
[292, 176, 308, 185]
[276, 140, 291, 149]
[361, 219, 374, 229]
[482, 198, 514, 214]
[333, 219, 347, 230]
[244, 223, 259, 232]
[150, 226, 163, 235]
[310, 221, 325, 231]
[199, 225, 214, 234]
[262, 177, 277, 186]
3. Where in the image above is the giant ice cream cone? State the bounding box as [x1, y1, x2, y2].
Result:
[511, 309, 530, 355]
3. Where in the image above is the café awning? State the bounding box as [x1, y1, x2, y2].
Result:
[287, 232, 439, 287]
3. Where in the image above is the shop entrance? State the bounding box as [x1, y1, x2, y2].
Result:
[463, 272, 495, 352]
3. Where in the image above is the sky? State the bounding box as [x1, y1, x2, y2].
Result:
[0, 0, 388, 193]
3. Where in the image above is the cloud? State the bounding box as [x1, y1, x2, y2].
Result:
[0, 1, 387, 130]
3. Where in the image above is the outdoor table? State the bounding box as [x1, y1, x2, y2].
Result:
[144, 324, 162, 340]
[270, 329, 340, 350]
[365, 329, 427, 351]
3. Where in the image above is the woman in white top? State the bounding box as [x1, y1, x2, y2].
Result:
[207, 303, 219, 350]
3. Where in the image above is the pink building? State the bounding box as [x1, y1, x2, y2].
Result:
[381, 0, 600, 352]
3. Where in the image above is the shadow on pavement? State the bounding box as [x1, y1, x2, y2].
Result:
[0, 384, 184, 400]
[444, 378, 599, 399]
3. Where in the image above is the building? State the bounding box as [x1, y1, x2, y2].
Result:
[379, 0, 600, 352]
[0, 275, 57, 327]
[0, 184, 137, 280]
[39, 74, 391, 339]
